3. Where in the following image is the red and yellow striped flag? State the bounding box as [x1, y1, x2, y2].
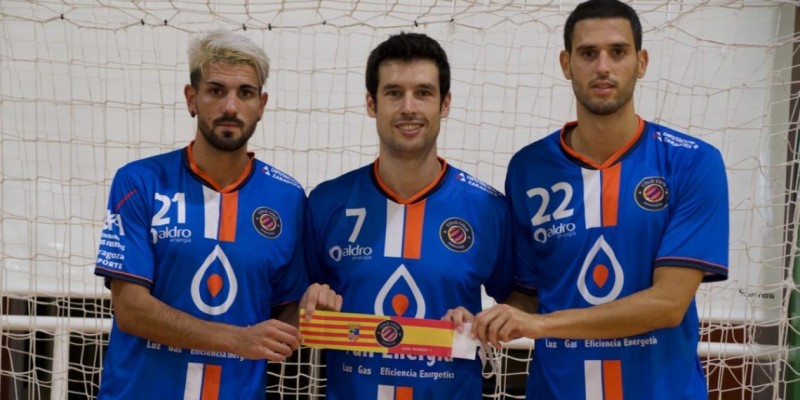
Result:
[300, 310, 459, 358]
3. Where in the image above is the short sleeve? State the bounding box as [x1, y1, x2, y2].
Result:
[655, 146, 728, 281]
[94, 166, 156, 289]
[270, 194, 310, 305]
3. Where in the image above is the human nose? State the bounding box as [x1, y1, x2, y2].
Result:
[400, 92, 416, 114]
[596, 51, 611, 75]
[222, 92, 239, 115]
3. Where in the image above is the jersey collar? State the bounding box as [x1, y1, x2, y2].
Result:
[559, 116, 646, 170]
[183, 141, 256, 193]
[370, 156, 449, 205]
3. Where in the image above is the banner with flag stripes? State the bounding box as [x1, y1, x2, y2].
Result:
[300, 310, 459, 358]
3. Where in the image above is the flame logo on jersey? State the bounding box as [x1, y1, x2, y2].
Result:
[577, 235, 624, 305]
[374, 265, 426, 318]
[191, 245, 238, 315]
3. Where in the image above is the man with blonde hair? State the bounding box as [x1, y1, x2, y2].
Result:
[95, 29, 340, 399]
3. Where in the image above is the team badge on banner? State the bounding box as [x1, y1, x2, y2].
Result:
[300, 310, 478, 359]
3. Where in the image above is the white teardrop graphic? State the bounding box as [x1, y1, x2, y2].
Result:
[374, 264, 426, 318]
[576, 235, 624, 305]
[191, 245, 238, 315]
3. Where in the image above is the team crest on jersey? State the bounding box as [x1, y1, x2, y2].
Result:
[439, 217, 474, 252]
[375, 320, 403, 348]
[252, 207, 282, 238]
[635, 177, 669, 211]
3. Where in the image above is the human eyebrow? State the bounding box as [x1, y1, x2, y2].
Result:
[416, 83, 436, 92]
[380, 83, 402, 92]
[203, 81, 225, 88]
[239, 84, 260, 92]
[609, 42, 633, 51]
[574, 44, 597, 53]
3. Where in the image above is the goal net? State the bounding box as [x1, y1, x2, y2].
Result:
[1, 0, 797, 399]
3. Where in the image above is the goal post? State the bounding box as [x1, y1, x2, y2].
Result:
[790, 252, 800, 400]
[1, 1, 798, 399]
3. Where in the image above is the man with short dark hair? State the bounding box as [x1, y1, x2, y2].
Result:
[304, 32, 514, 399]
[453, 1, 729, 398]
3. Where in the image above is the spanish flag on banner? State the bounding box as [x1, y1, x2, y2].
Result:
[299, 310, 477, 359]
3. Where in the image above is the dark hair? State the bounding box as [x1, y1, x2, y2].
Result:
[365, 32, 450, 107]
[564, 0, 643, 52]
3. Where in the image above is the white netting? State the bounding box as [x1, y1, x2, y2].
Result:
[1, 1, 798, 399]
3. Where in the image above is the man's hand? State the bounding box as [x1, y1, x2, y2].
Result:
[442, 306, 475, 333]
[234, 319, 302, 361]
[300, 283, 343, 320]
[472, 304, 539, 350]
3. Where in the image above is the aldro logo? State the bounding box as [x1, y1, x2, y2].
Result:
[329, 244, 373, 262]
[150, 226, 192, 244]
[533, 222, 577, 244]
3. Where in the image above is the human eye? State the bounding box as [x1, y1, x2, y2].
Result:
[240, 88, 258, 99]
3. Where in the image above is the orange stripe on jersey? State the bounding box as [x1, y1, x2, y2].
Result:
[558, 117, 645, 170]
[602, 360, 623, 400]
[218, 158, 254, 193]
[403, 201, 425, 259]
[597, 117, 644, 169]
[372, 157, 448, 205]
[187, 141, 255, 193]
[201, 364, 221, 400]
[218, 192, 238, 242]
[601, 163, 621, 227]
[397, 386, 414, 400]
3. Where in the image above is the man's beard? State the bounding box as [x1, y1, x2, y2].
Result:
[574, 76, 636, 116]
[198, 116, 255, 152]
[578, 95, 629, 116]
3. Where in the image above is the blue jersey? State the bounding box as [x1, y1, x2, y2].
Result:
[306, 159, 514, 400]
[94, 145, 308, 400]
[505, 118, 728, 400]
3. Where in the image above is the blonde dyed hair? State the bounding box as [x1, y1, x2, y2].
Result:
[187, 29, 270, 88]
